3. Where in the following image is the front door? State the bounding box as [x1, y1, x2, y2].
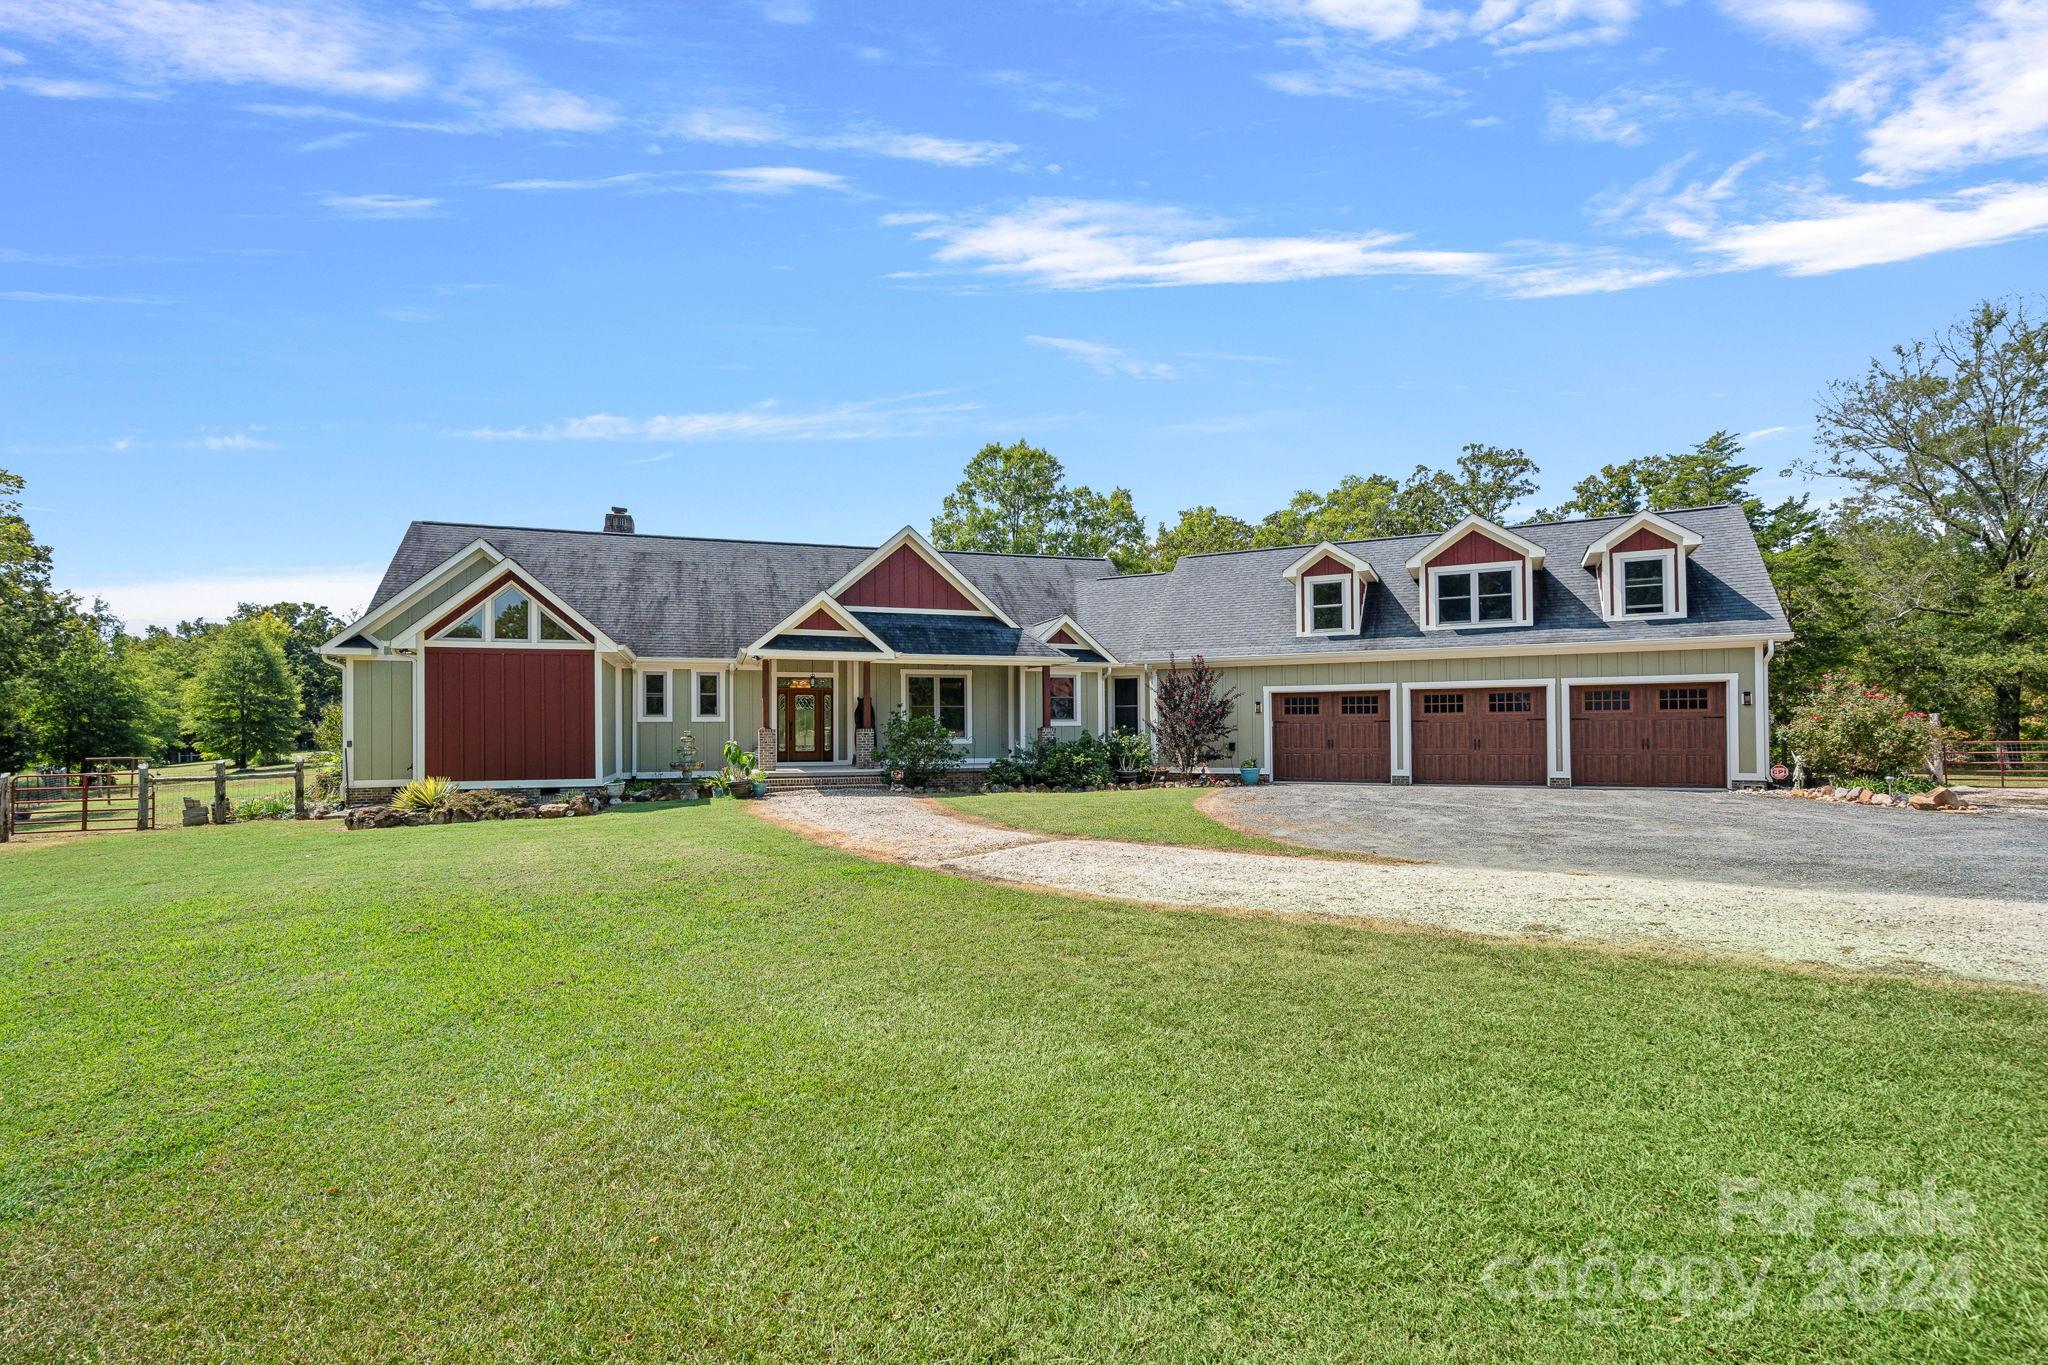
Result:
[777, 679, 834, 763]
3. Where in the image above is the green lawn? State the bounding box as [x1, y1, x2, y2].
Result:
[2, 805, 2043, 1361]
[934, 785, 1392, 859]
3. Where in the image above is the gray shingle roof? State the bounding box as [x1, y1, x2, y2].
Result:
[362, 504, 1786, 665]
[1070, 503, 1788, 661]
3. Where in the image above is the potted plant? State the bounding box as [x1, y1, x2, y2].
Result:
[693, 773, 721, 801]
[721, 740, 762, 799]
[1239, 757, 1261, 786]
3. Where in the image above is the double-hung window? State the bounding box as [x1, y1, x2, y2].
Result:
[691, 670, 723, 721]
[907, 673, 969, 742]
[1047, 673, 1078, 724]
[1303, 575, 1351, 635]
[1432, 566, 1517, 626]
[1112, 677, 1141, 733]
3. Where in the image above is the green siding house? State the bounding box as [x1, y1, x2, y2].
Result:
[321, 504, 1790, 793]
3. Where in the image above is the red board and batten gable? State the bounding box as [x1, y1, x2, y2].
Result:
[425, 647, 594, 782]
[1420, 529, 1530, 628]
[794, 607, 845, 632]
[1604, 525, 1680, 615]
[1300, 554, 1356, 579]
[836, 544, 979, 612]
[1047, 626, 1079, 645]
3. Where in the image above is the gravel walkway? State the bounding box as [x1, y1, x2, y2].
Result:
[759, 791, 2048, 992]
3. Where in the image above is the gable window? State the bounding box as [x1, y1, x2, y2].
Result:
[692, 670, 724, 721]
[538, 611, 575, 641]
[443, 608, 484, 640]
[1304, 575, 1351, 635]
[1048, 673, 1078, 724]
[1618, 551, 1675, 617]
[906, 673, 969, 742]
[640, 669, 670, 721]
[1112, 677, 1141, 732]
[492, 590, 530, 641]
[1432, 566, 1517, 627]
[433, 583, 583, 644]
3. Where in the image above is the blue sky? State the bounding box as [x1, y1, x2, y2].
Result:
[4, 0, 2044, 627]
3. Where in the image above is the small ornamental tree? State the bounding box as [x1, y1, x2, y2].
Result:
[1153, 654, 1237, 777]
[875, 708, 964, 788]
[1780, 672, 1949, 783]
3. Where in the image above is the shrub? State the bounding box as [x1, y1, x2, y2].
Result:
[983, 753, 1028, 789]
[875, 709, 964, 789]
[1153, 655, 1237, 775]
[392, 775, 457, 813]
[993, 733, 1118, 790]
[309, 755, 342, 800]
[1106, 728, 1152, 774]
[1780, 673, 1949, 782]
[232, 793, 293, 821]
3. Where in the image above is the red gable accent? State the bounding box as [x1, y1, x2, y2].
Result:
[1301, 554, 1354, 578]
[1430, 529, 1522, 566]
[837, 543, 977, 612]
[1047, 626, 1079, 645]
[1613, 526, 1677, 553]
[795, 608, 843, 632]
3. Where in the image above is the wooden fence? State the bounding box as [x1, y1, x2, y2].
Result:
[1938, 739, 2048, 789]
[0, 760, 310, 841]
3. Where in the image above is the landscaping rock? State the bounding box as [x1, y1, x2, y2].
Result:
[506, 808, 536, 819]
[181, 797, 208, 828]
[346, 806, 416, 831]
[1928, 786, 1962, 809]
[567, 793, 594, 816]
[536, 803, 572, 819]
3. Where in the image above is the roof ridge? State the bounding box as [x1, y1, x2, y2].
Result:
[1167, 502, 1742, 564]
[413, 520, 878, 552]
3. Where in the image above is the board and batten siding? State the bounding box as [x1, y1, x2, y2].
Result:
[377, 550, 497, 641]
[1201, 645, 1763, 777]
[869, 663, 1018, 761]
[347, 658, 414, 784]
[601, 659, 620, 778]
[631, 666, 734, 774]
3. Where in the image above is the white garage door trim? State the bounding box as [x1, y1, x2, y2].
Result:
[1395, 678, 1564, 784]
[1560, 671, 1749, 788]
[1261, 683, 1396, 780]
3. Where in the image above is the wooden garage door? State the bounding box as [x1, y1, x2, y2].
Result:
[1570, 682, 1727, 787]
[1272, 691, 1390, 782]
[425, 646, 594, 783]
[1410, 687, 1547, 785]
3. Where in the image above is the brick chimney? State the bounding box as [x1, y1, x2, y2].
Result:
[602, 506, 635, 534]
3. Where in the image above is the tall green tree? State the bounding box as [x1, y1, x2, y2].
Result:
[1807, 298, 2048, 740]
[0, 469, 75, 770]
[1145, 506, 1257, 570]
[1253, 473, 1411, 547]
[1251, 444, 1541, 549]
[184, 614, 301, 769]
[25, 610, 153, 770]
[230, 600, 343, 743]
[930, 441, 1148, 569]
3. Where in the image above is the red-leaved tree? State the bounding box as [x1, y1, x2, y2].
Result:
[1153, 654, 1238, 776]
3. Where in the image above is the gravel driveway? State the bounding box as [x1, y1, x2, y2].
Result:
[759, 792, 2048, 992]
[1205, 785, 2048, 901]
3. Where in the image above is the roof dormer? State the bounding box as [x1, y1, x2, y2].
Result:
[1283, 542, 1377, 638]
[1402, 515, 1544, 631]
[1581, 511, 1702, 622]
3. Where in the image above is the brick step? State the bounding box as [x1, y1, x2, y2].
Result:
[760, 772, 887, 791]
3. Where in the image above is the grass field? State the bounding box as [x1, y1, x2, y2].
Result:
[3, 803, 2043, 1360]
[932, 786, 1389, 859]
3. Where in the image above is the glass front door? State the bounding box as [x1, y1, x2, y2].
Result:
[777, 681, 834, 762]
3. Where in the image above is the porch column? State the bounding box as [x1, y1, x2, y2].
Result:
[757, 659, 776, 770]
[1037, 667, 1054, 745]
[854, 660, 876, 767]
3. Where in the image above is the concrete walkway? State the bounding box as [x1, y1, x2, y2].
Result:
[758, 791, 2048, 992]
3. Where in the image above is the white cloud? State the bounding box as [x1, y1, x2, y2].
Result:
[1546, 82, 1776, 147]
[669, 106, 1018, 167]
[1712, 0, 1870, 45]
[67, 564, 386, 630]
[293, 128, 364, 152]
[1260, 44, 1465, 108]
[0, 289, 169, 303]
[1699, 179, 2048, 274]
[467, 393, 983, 443]
[0, 0, 429, 97]
[758, 0, 813, 22]
[197, 431, 279, 449]
[1222, 0, 1637, 51]
[981, 70, 1104, 120]
[469, 0, 572, 9]
[0, 72, 156, 98]
[707, 165, 850, 194]
[492, 171, 658, 191]
[317, 192, 442, 218]
[1743, 425, 1795, 441]
[1472, 0, 1638, 53]
[1220, 1, 1434, 41]
[1026, 336, 1180, 379]
[1855, 0, 2048, 187]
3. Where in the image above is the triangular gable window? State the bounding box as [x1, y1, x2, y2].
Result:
[441, 609, 484, 640]
[538, 610, 574, 641]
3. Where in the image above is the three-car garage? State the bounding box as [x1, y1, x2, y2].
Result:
[1263, 678, 1736, 789]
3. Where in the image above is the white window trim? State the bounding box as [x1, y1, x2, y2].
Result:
[690, 668, 724, 721]
[638, 668, 672, 721]
[1110, 674, 1143, 733]
[1609, 548, 1685, 621]
[429, 591, 586, 648]
[1299, 573, 1355, 637]
[1047, 669, 1081, 726]
[901, 669, 973, 746]
[1423, 560, 1526, 631]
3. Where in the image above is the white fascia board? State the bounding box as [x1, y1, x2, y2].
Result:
[744, 593, 894, 657]
[319, 537, 506, 653]
[1282, 541, 1377, 583]
[1030, 613, 1118, 664]
[1580, 511, 1707, 567]
[388, 550, 619, 654]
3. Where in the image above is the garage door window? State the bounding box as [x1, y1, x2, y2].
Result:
[1488, 691, 1532, 713]
[1339, 694, 1380, 715]
[1282, 695, 1321, 715]
[1582, 689, 1631, 711]
[1659, 687, 1711, 710]
[1421, 693, 1465, 714]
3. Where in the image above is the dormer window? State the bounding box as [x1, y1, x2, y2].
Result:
[1306, 576, 1351, 634]
[1431, 564, 1519, 626]
[1619, 552, 1672, 616]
